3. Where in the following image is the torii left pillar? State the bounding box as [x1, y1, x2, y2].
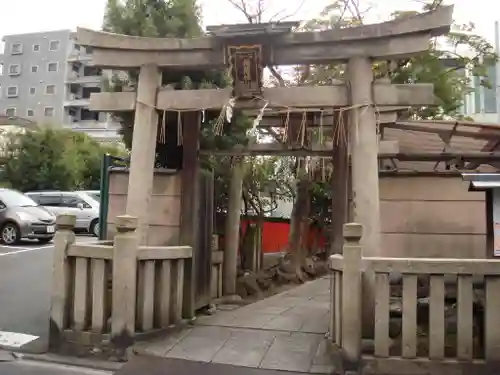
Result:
[126, 64, 162, 244]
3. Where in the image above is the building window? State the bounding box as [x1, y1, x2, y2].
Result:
[33, 44, 40, 52]
[44, 107, 54, 117]
[5, 108, 16, 117]
[47, 62, 58, 72]
[45, 85, 56, 95]
[29, 87, 36, 95]
[8, 64, 20, 76]
[31, 65, 38, 73]
[49, 40, 60, 51]
[10, 43, 22, 55]
[6, 86, 18, 98]
[27, 109, 34, 117]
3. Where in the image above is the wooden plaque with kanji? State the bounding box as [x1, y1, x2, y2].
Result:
[228, 45, 263, 98]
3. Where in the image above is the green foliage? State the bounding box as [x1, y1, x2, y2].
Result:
[3, 128, 125, 192]
[299, 0, 496, 120]
[201, 114, 251, 214]
[102, 0, 230, 150]
[242, 156, 294, 216]
[297, 0, 498, 228]
[101, 0, 266, 216]
[103, 0, 202, 38]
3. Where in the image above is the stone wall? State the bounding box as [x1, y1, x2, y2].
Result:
[108, 169, 181, 246]
[380, 176, 486, 258]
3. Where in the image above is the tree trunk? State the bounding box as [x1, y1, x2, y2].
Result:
[287, 170, 311, 280]
[330, 113, 349, 257]
[223, 157, 244, 296]
[240, 217, 262, 272]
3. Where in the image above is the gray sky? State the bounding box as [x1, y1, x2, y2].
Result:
[0, 0, 497, 47]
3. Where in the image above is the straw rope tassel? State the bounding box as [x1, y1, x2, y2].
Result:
[283, 110, 290, 143]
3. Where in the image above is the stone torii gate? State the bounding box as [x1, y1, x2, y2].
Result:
[75, 5, 453, 328]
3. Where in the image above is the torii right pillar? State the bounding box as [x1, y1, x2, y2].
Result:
[347, 57, 380, 338]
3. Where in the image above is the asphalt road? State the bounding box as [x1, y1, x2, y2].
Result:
[0, 236, 95, 353]
[0, 359, 111, 375]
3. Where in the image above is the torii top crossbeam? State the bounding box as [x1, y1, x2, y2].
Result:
[75, 6, 453, 113]
[76, 6, 453, 69]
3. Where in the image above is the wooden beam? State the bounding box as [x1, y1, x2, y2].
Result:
[397, 119, 500, 131]
[379, 152, 500, 161]
[201, 144, 333, 157]
[385, 122, 500, 141]
[76, 7, 452, 68]
[244, 106, 408, 117]
[257, 112, 398, 127]
[201, 140, 398, 157]
[89, 84, 434, 112]
[201, 145, 500, 162]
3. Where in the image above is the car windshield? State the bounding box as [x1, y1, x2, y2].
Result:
[79, 192, 99, 205]
[0, 190, 38, 207]
[88, 192, 100, 202]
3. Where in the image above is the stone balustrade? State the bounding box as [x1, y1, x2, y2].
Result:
[329, 223, 500, 374]
[49, 213, 193, 349]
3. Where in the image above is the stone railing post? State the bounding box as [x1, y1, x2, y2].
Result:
[50, 214, 76, 345]
[341, 222, 363, 365]
[111, 215, 139, 347]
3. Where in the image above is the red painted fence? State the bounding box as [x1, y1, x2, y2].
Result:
[239, 216, 327, 254]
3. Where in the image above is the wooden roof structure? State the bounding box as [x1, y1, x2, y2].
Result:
[381, 120, 500, 173]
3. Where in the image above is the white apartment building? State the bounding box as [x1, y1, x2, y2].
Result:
[0, 30, 121, 142]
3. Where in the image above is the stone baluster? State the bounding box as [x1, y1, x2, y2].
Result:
[111, 215, 139, 347]
[341, 222, 363, 367]
[50, 214, 76, 345]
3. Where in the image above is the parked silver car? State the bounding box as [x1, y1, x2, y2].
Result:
[0, 188, 56, 245]
[80, 190, 100, 202]
[25, 191, 100, 237]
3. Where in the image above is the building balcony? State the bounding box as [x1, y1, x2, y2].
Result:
[65, 121, 122, 142]
[67, 52, 92, 63]
[65, 71, 102, 85]
[64, 95, 91, 107]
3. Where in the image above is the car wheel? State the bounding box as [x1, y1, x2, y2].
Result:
[38, 237, 53, 244]
[2, 222, 20, 245]
[90, 219, 99, 237]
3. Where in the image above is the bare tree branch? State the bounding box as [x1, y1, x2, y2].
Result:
[268, 66, 286, 86]
[227, 0, 253, 22]
[269, 0, 306, 22]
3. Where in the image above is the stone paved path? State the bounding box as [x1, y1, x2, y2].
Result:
[135, 277, 335, 374]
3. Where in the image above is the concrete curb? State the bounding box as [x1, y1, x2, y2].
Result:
[14, 352, 124, 372]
